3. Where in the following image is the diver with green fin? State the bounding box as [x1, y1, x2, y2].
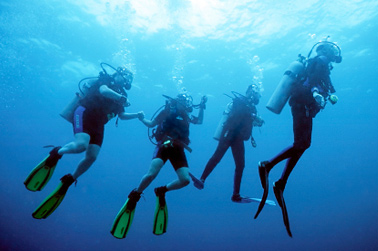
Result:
[24, 63, 144, 219]
[190, 84, 268, 203]
[110, 91, 207, 239]
[254, 38, 342, 237]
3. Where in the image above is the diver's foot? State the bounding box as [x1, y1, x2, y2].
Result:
[127, 189, 142, 211]
[231, 194, 254, 203]
[190, 174, 205, 190]
[258, 161, 271, 190]
[58, 174, 75, 195]
[46, 146, 63, 167]
[154, 186, 168, 198]
[154, 186, 168, 206]
[273, 179, 285, 208]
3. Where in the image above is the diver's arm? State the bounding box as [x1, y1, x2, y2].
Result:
[191, 95, 207, 124]
[139, 117, 158, 128]
[118, 111, 144, 120]
[194, 107, 204, 124]
[99, 85, 126, 102]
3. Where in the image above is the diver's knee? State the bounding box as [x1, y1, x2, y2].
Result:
[180, 176, 190, 187]
[293, 142, 310, 151]
[76, 142, 88, 153]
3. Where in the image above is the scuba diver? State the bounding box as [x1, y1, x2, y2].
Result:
[254, 39, 342, 237]
[24, 63, 144, 219]
[110, 92, 207, 238]
[190, 84, 265, 203]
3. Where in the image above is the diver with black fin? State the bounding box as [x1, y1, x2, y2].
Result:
[110, 91, 207, 238]
[190, 84, 265, 203]
[25, 63, 144, 219]
[254, 38, 342, 237]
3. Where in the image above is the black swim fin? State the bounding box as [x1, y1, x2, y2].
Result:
[153, 187, 168, 235]
[24, 147, 62, 192]
[273, 182, 292, 237]
[32, 174, 75, 219]
[254, 161, 270, 219]
[110, 189, 141, 239]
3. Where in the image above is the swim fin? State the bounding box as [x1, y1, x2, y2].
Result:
[273, 181, 292, 237]
[32, 174, 75, 219]
[153, 186, 168, 235]
[110, 189, 141, 239]
[24, 146, 62, 192]
[254, 161, 270, 219]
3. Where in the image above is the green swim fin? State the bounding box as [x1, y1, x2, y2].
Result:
[110, 189, 141, 239]
[32, 174, 75, 219]
[24, 147, 62, 192]
[153, 187, 168, 235]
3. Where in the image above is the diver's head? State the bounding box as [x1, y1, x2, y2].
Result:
[113, 67, 133, 90]
[246, 84, 261, 105]
[314, 42, 342, 63]
[176, 93, 193, 112]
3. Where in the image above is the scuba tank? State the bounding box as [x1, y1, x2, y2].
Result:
[59, 78, 98, 123]
[266, 59, 305, 114]
[60, 62, 130, 123]
[213, 102, 232, 140]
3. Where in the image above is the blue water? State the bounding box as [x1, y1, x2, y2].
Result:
[1, 0, 378, 250]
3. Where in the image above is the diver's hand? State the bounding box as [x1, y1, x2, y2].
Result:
[329, 95, 338, 105]
[119, 95, 130, 107]
[251, 137, 257, 148]
[200, 95, 207, 109]
[137, 111, 145, 120]
[253, 116, 264, 127]
[313, 92, 325, 108]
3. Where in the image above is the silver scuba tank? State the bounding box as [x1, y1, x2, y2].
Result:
[213, 102, 233, 140]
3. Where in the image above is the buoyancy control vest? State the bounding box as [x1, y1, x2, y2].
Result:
[214, 97, 256, 141]
[153, 105, 191, 145]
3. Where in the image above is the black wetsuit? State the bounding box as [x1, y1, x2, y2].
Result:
[268, 55, 336, 190]
[73, 79, 125, 146]
[200, 98, 258, 196]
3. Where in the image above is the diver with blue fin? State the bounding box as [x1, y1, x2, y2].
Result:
[25, 63, 144, 219]
[190, 84, 267, 203]
[110, 91, 207, 238]
[254, 38, 342, 237]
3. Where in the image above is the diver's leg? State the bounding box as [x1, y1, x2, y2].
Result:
[200, 139, 230, 181]
[231, 139, 245, 196]
[72, 143, 101, 180]
[59, 133, 90, 155]
[277, 104, 312, 189]
[267, 146, 297, 171]
[166, 167, 190, 191]
[136, 158, 165, 193]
